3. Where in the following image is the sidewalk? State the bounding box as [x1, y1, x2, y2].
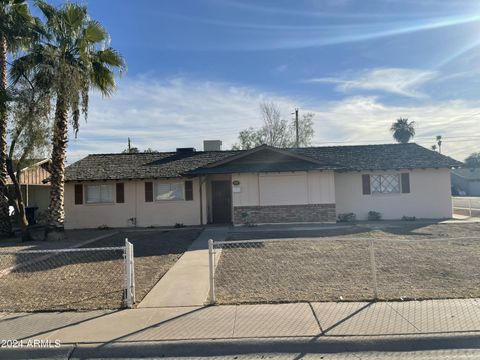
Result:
[2, 299, 480, 358]
[2, 298, 480, 343]
[137, 227, 229, 307]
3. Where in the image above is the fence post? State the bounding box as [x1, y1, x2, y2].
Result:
[369, 239, 378, 300]
[124, 238, 134, 308]
[208, 238, 216, 304]
[129, 239, 135, 304]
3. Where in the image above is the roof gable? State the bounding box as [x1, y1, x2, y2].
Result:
[202, 144, 331, 168]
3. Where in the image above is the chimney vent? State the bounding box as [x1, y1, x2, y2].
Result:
[176, 147, 195, 154]
[203, 140, 222, 151]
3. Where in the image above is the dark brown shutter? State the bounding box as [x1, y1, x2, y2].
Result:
[74, 184, 83, 205]
[362, 174, 371, 195]
[145, 182, 153, 202]
[116, 183, 125, 203]
[401, 173, 410, 193]
[185, 180, 193, 201]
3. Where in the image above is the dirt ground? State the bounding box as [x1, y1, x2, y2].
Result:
[0, 228, 201, 312]
[215, 222, 480, 304]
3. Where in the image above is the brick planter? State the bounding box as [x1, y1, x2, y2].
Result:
[233, 204, 336, 224]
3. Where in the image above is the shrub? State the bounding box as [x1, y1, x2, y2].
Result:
[97, 224, 110, 230]
[337, 213, 356, 222]
[368, 211, 382, 221]
[240, 212, 256, 227]
[174, 223, 185, 228]
[35, 210, 48, 225]
[402, 215, 416, 221]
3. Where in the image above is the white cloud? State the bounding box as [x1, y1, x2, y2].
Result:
[67, 77, 480, 164]
[309, 96, 480, 160]
[305, 68, 438, 98]
[66, 77, 296, 163]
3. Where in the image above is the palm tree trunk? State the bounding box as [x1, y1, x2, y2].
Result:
[45, 95, 68, 241]
[0, 36, 12, 237]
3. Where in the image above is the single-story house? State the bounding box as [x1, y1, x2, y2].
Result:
[451, 168, 480, 196]
[7, 159, 51, 216]
[64, 142, 462, 229]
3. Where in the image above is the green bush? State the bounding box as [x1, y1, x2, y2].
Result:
[402, 215, 416, 221]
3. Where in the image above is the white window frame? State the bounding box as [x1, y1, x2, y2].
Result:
[85, 184, 114, 204]
[370, 174, 400, 194]
[154, 182, 185, 201]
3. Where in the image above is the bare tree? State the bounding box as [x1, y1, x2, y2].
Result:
[233, 102, 315, 150]
[7, 80, 50, 241]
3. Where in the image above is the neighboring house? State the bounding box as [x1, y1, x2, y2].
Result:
[7, 159, 51, 214]
[451, 168, 480, 196]
[64, 142, 461, 229]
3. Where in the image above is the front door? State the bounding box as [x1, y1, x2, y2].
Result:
[211, 180, 232, 224]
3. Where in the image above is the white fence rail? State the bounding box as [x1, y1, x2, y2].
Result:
[452, 196, 480, 217]
[208, 236, 480, 305]
[0, 238, 135, 311]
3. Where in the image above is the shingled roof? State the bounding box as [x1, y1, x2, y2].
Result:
[65, 151, 238, 181]
[65, 143, 462, 182]
[290, 143, 462, 172]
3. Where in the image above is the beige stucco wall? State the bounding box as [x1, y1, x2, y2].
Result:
[64, 178, 207, 229]
[335, 168, 452, 220]
[232, 171, 335, 207]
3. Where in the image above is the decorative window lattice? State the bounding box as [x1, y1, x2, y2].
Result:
[371, 175, 400, 194]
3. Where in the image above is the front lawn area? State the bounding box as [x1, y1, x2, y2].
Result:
[0, 228, 201, 312]
[215, 222, 480, 304]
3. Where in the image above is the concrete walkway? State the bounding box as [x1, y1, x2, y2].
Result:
[2, 298, 480, 344]
[138, 227, 229, 308]
[2, 299, 480, 358]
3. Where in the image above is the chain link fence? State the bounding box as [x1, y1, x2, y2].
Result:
[0, 239, 135, 312]
[209, 237, 480, 304]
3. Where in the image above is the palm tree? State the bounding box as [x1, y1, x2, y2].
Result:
[0, 0, 36, 236]
[390, 118, 416, 144]
[12, 1, 125, 240]
[436, 135, 442, 154]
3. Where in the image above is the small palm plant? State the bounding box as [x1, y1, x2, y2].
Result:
[12, 0, 125, 240]
[390, 118, 416, 144]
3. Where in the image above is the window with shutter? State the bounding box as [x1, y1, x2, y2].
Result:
[185, 181, 193, 201]
[85, 184, 114, 203]
[401, 173, 410, 193]
[155, 182, 184, 201]
[74, 184, 83, 205]
[145, 182, 153, 202]
[362, 174, 371, 195]
[116, 183, 125, 203]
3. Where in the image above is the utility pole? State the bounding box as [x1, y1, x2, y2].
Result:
[128, 137, 131, 152]
[295, 108, 299, 147]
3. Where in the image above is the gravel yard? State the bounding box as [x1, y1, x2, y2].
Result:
[215, 222, 480, 304]
[0, 228, 201, 312]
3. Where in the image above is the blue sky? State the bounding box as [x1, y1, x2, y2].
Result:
[46, 0, 480, 162]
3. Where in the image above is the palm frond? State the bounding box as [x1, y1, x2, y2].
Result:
[84, 20, 108, 43]
[91, 61, 116, 96]
[95, 48, 126, 70]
